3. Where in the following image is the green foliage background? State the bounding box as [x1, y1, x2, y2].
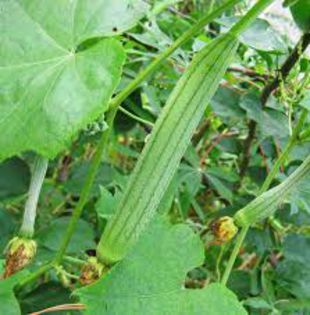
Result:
[0, 0, 309, 314]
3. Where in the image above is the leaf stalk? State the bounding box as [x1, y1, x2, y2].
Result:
[19, 156, 48, 238]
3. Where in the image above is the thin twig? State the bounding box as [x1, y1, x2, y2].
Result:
[261, 33, 310, 105]
[192, 115, 213, 146]
[29, 304, 85, 315]
[274, 139, 284, 173]
[258, 144, 270, 174]
[228, 66, 270, 82]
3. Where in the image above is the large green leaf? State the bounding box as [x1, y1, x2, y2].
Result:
[0, 271, 29, 315]
[0, 0, 148, 160]
[76, 218, 246, 315]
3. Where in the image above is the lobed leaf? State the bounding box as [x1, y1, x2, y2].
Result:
[77, 218, 247, 315]
[0, 0, 148, 160]
[0, 271, 29, 315]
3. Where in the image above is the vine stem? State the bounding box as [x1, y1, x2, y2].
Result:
[221, 226, 248, 285]
[221, 109, 308, 285]
[119, 106, 154, 127]
[19, 156, 48, 238]
[14, 257, 84, 290]
[52, 0, 242, 265]
[14, 263, 53, 292]
[259, 109, 308, 194]
[53, 110, 116, 264]
[63, 255, 86, 267]
[229, 0, 275, 37]
[150, 0, 182, 18]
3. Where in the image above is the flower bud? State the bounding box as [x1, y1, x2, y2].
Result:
[79, 257, 108, 285]
[3, 237, 37, 278]
[210, 216, 238, 244]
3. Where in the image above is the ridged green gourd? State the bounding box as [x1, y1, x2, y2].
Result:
[97, 0, 275, 265]
[234, 155, 310, 227]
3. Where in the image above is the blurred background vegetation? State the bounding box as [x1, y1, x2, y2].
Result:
[0, 1, 309, 314]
